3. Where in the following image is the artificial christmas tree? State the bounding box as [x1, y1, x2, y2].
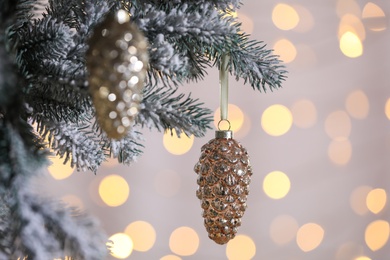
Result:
[0, 0, 285, 258]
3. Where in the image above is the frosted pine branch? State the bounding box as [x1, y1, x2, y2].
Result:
[138, 86, 213, 137]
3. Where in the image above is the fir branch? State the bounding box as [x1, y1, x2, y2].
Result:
[37, 118, 106, 172]
[138, 86, 213, 137]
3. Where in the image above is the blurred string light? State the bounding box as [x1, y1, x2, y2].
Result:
[338, 14, 366, 41]
[237, 11, 254, 34]
[336, 0, 361, 18]
[328, 139, 352, 165]
[61, 194, 84, 210]
[364, 220, 389, 251]
[355, 257, 372, 260]
[163, 129, 194, 155]
[291, 5, 314, 33]
[169, 227, 199, 256]
[296, 223, 325, 252]
[269, 215, 299, 245]
[362, 2, 387, 32]
[345, 90, 369, 119]
[350, 185, 372, 216]
[336, 242, 364, 260]
[261, 104, 293, 136]
[125, 220, 156, 252]
[263, 171, 291, 199]
[226, 235, 256, 260]
[325, 110, 351, 140]
[214, 104, 245, 132]
[385, 98, 390, 120]
[108, 233, 134, 259]
[48, 155, 74, 180]
[98, 174, 130, 207]
[273, 39, 297, 63]
[154, 169, 181, 198]
[366, 188, 387, 214]
[339, 31, 363, 58]
[290, 99, 317, 128]
[272, 4, 299, 31]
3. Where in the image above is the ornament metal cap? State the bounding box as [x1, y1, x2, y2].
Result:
[215, 130, 233, 139]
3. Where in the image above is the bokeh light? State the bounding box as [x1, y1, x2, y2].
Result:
[365, 220, 389, 251]
[98, 175, 130, 207]
[108, 233, 134, 259]
[261, 104, 293, 136]
[355, 257, 371, 260]
[214, 104, 245, 132]
[272, 4, 299, 31]
[339, 31, 363, 58]
[345, 90, 369, 119]
[169, 226, 199, 256]
[269, 215, 299, 245]
[237, 12, 254, 34]
[366, 188, 387, 214]
[263, 171, 291, 199]
[291, 5, 314, 33]
[163, 129, 194, 155]
[273, 39, 297, 63]
[350, 185, 372, 215]
[325, 110, 351, 140]
[125, 220, 156, 252]
[160, 255, 182, 260]
[226, 235, 256, 260]
[154, 169, 181, 198]
[61, 194, 84, 210]
[328, 139, 352, 166]
[385, 98, 390, 120]
[338, 14, 366, 41]
[291, 99, 317, 128]
[362, 2, 387, 32]
[48, 155, 74, 180]
[296, 223, 325, 252]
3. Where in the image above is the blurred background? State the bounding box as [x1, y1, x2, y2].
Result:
[39, 0, 390, 259]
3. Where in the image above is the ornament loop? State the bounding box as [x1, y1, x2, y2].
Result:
[218, 119, 231, 131]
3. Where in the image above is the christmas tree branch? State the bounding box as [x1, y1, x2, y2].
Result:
[138, 86, 213, 137]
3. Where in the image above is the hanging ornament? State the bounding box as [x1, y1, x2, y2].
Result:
[194, 55, 253, 245]
[86, 10, 149, 139]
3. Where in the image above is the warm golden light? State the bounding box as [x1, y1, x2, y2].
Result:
[108, 233, 134, 259]
[291, 5, 314, 33]
[328, 139, 352, 166]
[296, 223, 325, 252]
[338, 14, 366, 41]
[365, 220, 389, 251]
[98, 175, 130, 207]
[362, 3, 387, 32]
[125, 221, 156, 252]
[350, 185, 372, 216]
[345, 90, 369, 119]
[61, 194, 84, 209]
[263, 171, 291, 199]
[169, 227, 199, 256]
[154, 169, 181, 198]
[261, 104, 293, 136]
[163, 129, 194, 155]
[237, 12, 254, 34]
[160, 255, 182, 260]
[214, 104, 244, 132]
[325, 110, 351, 140]
[48, 155, 74, 180]
[226, 235, 256, 260]
[339, 31, 363, 58]
[272, 4, 299, 30]
[291, 99, 317, 128]
[273, 39, 297, 63]
[355, 257, 371, 260]
[366, 188, 387, 214]
[269, 215, 299, 245]
[385, 98, 390, 120]
[336, 242, 364, 260]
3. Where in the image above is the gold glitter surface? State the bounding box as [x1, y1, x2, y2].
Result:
[87, 10, 149, 139]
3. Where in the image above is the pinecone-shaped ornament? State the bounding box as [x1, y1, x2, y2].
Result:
[194, 130, 253, 244]
[87, 10, 149, 139]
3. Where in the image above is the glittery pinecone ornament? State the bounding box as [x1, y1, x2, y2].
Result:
[194, 130, 252, 244]
[87, 10, 149, 139]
